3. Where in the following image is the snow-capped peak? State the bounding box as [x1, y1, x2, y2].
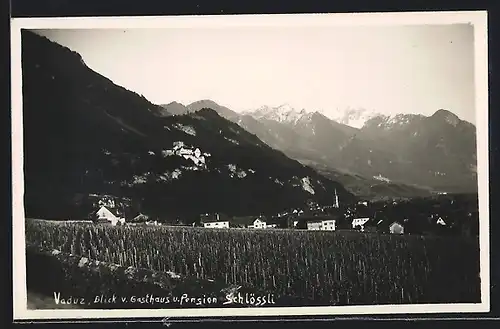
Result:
[275, 103, 295, 113]
[244, 104, 392, 129]
[244, 103, 312, 124]
[327, 107, 383, 129]
[363, 113, 425, 130]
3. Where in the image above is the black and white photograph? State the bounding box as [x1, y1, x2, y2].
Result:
[11, 11, 489, 319]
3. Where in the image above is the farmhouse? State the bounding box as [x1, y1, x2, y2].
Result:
[250, 217, 267, 229]
[202, 213, 230, 229]
[352, 217, 370, 230]
[132, 213, 149, 223]
[230, 216, 268, 229]
[389, 221, 405, 234]
[277, 210, 289, 218]
[306, 218, 336, 231]
[301, 216, 336, 231]
[295, 213, 338, 231]
[95, 206, 125, 226]
[204, 221, 229, 229]
[320, 219, 336, 231]
[306, 220, 322, 230]
[436, 217, 447, 226]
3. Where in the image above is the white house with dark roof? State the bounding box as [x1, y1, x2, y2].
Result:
[132, 213, 149, 222]
[203, 213, 229, 228]
[95, 206, 125, 226]
[250, 218, 267, 229]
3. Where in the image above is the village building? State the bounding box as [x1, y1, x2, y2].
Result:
[357, 200, 369, 207]
[389, 221, 405, 234]
[436, 217, 447, 226]
[98, 197, 116, 209]
[324, 189, 340, 210]
[277, 210, 289, 218]
[305, 217, 336, 231]
[95, 205, 126, 226]
[202, 213, 230, 228]
[132, 213, 149, 223]
[230, 216, 269, 229]
[306, 220, 322, 230]
[351, 217, 370, 230]
[194, 148, 202, 158]
[296, 215, 336, 231]
[374, 219, 405, 235]
[333, 189, 340, 208]
[250, 217, 267, 229]
[203, 220, 229, 229]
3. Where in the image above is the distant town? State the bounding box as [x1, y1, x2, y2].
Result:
[53, 189, 479, 238]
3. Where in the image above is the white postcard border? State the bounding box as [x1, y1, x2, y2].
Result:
[11, 11, 490, 320]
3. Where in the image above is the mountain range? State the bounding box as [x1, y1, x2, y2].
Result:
[161, 100, 478, 198]
[21, 30, 355, 220]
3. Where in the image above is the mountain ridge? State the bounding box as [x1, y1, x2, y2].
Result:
[22, 30, 355, 220]
[160, 99, 477, 197]
[161, 100, 475, 129]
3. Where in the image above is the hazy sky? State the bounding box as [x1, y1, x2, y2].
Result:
[34, 24, 476, 123]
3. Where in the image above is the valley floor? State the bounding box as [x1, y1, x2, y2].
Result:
[24, 219, 481, 309]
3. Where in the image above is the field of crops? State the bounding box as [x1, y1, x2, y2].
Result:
[25, 219, 481, 306]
